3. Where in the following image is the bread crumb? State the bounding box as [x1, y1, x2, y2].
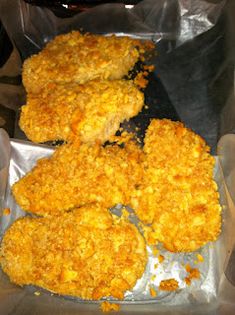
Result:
[158, 255, 164, 263]
[151, 274, 156, 281]
[189, 268, 200, 279]
[185, 277, 191, 286]
[2, 208, 11, 216]
[159, 279, 179, 291]
[185, 264, 191, 273]
[185, 264, 200, 285]
[197, 254, 204, 262]
[149, 286, 157, 297]
[134, 72, 149, 89]
[34, 291, 41, 296]
[152, 247, 159, 256]
[100, 301, 120, 312]
[143, 64, 155, 72]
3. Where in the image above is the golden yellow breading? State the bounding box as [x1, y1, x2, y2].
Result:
[22, 31, 144, 93]
[12, 139, 144, 216]
[19, 80, 144, 144]
[130, 119, 221, 252]
[0, 204, 147, 299]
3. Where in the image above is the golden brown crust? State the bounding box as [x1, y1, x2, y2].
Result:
[130, 119, 221, 252]
[19, 80, 144, 144]
[22, 32, 142, 93]
[0, 204, 147, 299]
[12, 139, 144, 216]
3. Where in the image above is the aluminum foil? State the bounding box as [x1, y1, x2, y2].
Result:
[0, 130, 229, 306]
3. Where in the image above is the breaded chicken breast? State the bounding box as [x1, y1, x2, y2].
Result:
[19, 80, 144, 144]
[131, 119, 221, 252]
[22, 31, 146, 93]
[12, 139, 144, 216]
[0, 204, 147, 299]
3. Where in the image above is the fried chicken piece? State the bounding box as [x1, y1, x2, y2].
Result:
[0, 204, 147, 299]
[22, 31, 145, 93]
[19, 80, 144, 144]
[131, 119, 221, 252]
[12, 139, 144, 216]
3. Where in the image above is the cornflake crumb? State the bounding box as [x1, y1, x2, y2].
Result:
[100, 301, 120, 312]
[143, 64, 155, 72]
[185, 264, 200, 285]
[149, 286, 157, 297]
[152, 247, 159, 256]
[197, 254, 204, 263]
[159, 279, 179, 291]
[34, 291, 41, 296]
[185, 277, 191, 286]
[134, 72, 149, 89]
[2, 208, 10, 216]
[151, 274, 156, 281]
[158, 255, 164, 263]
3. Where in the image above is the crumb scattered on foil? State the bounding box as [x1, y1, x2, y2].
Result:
[158, 255, 164, 263]
[185, 264, 200, 285]
[197, 254, 204, 263]
[159, 279, 179, 291]
[149, 286, 157, 297]
[2, 208, 10, 216]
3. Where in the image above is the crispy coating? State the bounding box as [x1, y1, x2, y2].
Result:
[0, 205, 147, 299]
[131, 119, 221, 252]
[19, 80, 144, 144]
[12, 140, 144, 216]
[22, 31, 143, 93]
